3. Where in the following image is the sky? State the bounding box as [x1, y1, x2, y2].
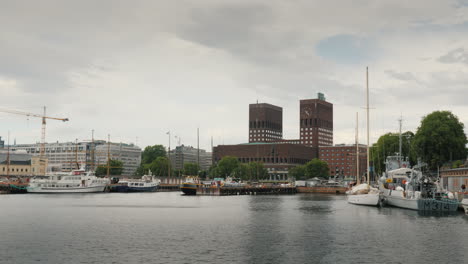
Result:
[1, 0, 468, 151]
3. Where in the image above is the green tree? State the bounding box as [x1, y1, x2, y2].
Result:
[135, 144, 168, 176]
[95, 159, 124, 176]
[148, 156, 172, 177]
[184, 163, 200, 176]
[208, 165, 219, 178]
[304, 158, 329, 178]
[198, 170, 208, 179]
[233, 163, 249, 180]
[216, 156, 239, 177]
[246, 162, 268, 180]
[289, 165, 306, 180]
[141, 145, 167, 164]
[371, 131, 415, 175]
[413, 111, 467, 170]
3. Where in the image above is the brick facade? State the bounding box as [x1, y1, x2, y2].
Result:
[319, 144, 367, 178]
[249, 103, 283, 143]
[299, 98, 333, 149]
[213, 143, 317, 178]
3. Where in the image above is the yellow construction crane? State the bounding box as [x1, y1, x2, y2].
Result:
[0, 106, 69, 157]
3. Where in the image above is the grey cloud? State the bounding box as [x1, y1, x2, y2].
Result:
[438, 48, 468, 64]
[384, 70, 417, 81]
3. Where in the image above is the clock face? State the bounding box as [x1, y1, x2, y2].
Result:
[302, 106, 312, 117]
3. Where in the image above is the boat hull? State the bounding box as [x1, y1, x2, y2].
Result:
[462, 199, 468, 214]
[382, 190, 459, 212]
[347, 193, 380, 206]
[384, 194, 419, 210]
[27, 185, 107, 193]
[127, 186, 158, 192]
[181, 183, 197, 195]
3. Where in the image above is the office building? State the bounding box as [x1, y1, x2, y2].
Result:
[169, 145, 212, 171]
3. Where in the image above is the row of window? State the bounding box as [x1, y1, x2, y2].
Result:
[1, 167, 30, 172]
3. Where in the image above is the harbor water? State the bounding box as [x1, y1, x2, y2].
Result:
[0, 192, 467, 264]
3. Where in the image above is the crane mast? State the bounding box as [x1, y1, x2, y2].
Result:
[0, 106, 69, 157]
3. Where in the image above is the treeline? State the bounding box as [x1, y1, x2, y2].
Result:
[371, 110, 467, 174]
[134, 145, 205, 177]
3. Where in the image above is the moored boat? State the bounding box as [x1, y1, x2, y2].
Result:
[346, 67, 381, 207]
[127, 175, 160, 192]
[347, 183, 381, 205]
[109, 174, 161, 192]
[27, 169, 109, 193]
[380, 163, 459, 212]
[180, 176, 199, 195]
[462, 199, 468, 214]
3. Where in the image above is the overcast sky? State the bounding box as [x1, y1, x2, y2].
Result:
[1, 0, 467, 151]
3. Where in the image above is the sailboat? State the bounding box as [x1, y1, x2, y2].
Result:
[347, 67, 381, 206]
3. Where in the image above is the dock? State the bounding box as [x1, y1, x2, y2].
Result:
[158, 184, 180, 191]
[195, 186, 297, 196]
[296, 186, 348, 194]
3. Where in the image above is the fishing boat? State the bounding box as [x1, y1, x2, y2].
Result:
[347, 67, 381, 206]
[180, 176, 199, 195]
[27, 169, 109, 193]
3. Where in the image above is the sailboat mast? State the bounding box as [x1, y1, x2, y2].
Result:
[366, 67, 370, 185]
[197, 127, 200, 170]
[398, 116, 403, 166]
[356, 112, 360, 184]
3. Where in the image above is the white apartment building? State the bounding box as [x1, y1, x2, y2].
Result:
[11, 141, 141, 175]
[169, 145, 212, 171]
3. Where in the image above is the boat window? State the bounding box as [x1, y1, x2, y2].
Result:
[140, 183, 144, 186]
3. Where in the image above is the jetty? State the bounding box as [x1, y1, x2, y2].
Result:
[191, 185, 297, 196]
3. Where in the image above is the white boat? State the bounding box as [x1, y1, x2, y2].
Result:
[380, 162, 459, 212]
[27, 169, 110, 193]
[346, 67, 381, 207]
[347, 184, 381, 206]
[462, 199, 468, 214]
[127, 175, 160, 192]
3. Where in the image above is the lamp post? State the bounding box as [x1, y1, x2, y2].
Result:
[166, 131, 171, 181]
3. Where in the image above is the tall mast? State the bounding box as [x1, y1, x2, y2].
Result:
[6, 131, 10, 178]
[167, 131, 171, 179]
[40, 106, 46, 158]
[197, 127, 200, 170]
[75, 138, 79, 170]
[366, 67, 370, 185]
[91, 129, 95, 172]
[398, 115, 403, 166]
[356, 112, 360, 184]
[107, 134, 110, 177]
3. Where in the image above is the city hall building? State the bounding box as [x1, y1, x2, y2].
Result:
[213, 93, 332, 179]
